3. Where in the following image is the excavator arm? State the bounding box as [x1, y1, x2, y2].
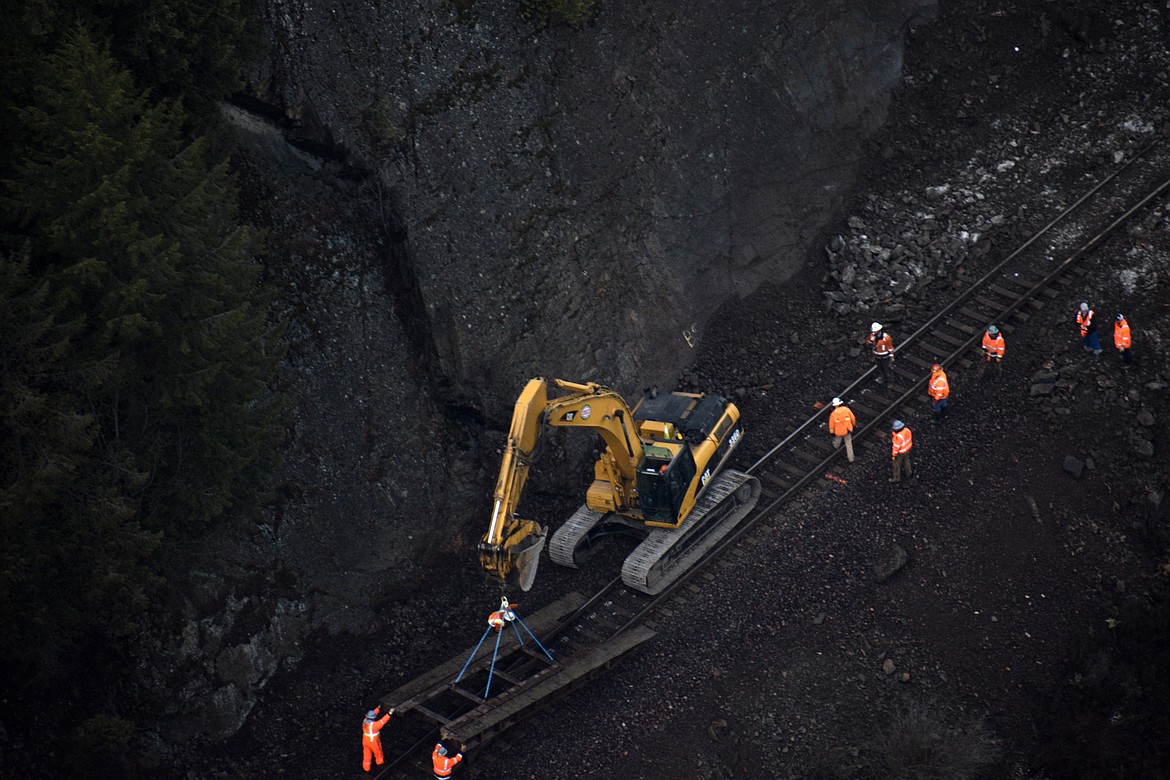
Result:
[479, 378, 645, 591]
[479, 379, 548, 591]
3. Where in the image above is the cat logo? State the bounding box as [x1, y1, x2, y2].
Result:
[701, 468, 712, 487]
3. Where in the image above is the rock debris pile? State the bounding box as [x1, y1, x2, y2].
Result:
[823, 184, 1004, 315]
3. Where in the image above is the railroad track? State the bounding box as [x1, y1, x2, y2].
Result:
[369, 139, 1170, 777]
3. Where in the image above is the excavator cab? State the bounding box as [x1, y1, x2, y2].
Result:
[635, 445, 697, 525]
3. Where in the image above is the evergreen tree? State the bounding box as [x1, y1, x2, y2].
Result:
[0, 28, 282, 662]
[0, 0, 255, 122]
[0, 252, 159, 658]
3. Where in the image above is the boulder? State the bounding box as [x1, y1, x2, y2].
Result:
[1062, 455, 1085, 478]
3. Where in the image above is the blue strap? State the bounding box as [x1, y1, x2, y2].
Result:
[455, 626, 493, 683]
[484, 627, 504, 698]
[512, 614, 555, 661]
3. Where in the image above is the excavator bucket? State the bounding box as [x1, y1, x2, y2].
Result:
[505, 522, 547, 592]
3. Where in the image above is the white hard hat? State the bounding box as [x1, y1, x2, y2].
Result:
[987, 325, 999, 335]
[892, 420, 905, 431]
[1080, 302, 1089, 311]
[831, 397, 842, 406]
[870, 322, 882, 333]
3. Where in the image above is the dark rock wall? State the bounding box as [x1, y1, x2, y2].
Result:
[142, 0, 938, 750]
[258, 0, 935, 406]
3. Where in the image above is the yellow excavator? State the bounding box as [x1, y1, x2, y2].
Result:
[479, 378, 760, 595]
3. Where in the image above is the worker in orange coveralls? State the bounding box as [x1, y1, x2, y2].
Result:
[979, 325, 1005, 378]
[827, 397, 856, 463]
[890, 419, 913, 483]
[1114, 313, 1132, 367]
[433, 741, 464, 778]
[361, 706, 394, 772]
[1077, 302, 1102, 355]
[866, 322, 896, 384]
[928, 363, 950, 423]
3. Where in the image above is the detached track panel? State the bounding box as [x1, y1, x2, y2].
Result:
[362, 141, 1170, 777]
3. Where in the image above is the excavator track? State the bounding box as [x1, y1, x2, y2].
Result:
[548, 504, 608, 569]
[550, 471, 761, 593]
[622, 469, 760, 595]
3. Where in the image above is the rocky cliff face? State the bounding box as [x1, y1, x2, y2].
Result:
[136, 0, 937, 754]
[258, 0, 934, 401]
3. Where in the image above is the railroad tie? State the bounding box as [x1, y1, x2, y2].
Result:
[850, 401, 882, 418]
[974, 293, 1004, 309]
[413, 704, 451, 726]
[988, 283, 1022, 299]
[897, 352, 935, 370]
[930, 330, 966, 348]
[946, 318, 980, 336]
[450, 687, 488, 705]
[957, 306, 991, 323]
[761, 471, 794, 492]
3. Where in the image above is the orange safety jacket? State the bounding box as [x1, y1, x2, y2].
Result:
[928, 370, 949, 400]
[867, 331, 895, 358]
[363, 713, 391, 743]
[433, 746, 464, 778]
[1077, 309, 1095, 336]
[1114, 319, 1132, 349]
[891, 428, 912, 457]
[828, 406, 855, 436]
[981, 332, 1004, 359]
